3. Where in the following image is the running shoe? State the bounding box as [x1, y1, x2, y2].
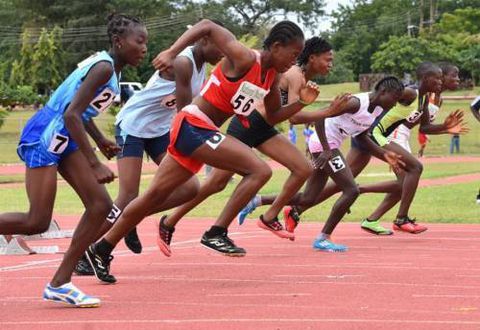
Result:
[312, 237, 348, 252]
[393, 216, 428, 234]
[43, 282, 100, 308]
[201, 231, 246, 257]
[157, 215, 174, 257]
[283, 206, 300, 240]
[124, 227, 142, 254]
[361, 219, 393, 235]
[476, 190, 480, 204]
[257, 216, 294, 240]
[85, 244, 117, 284]
[73, 254, 94, 276]
[237, 196, 260, 225]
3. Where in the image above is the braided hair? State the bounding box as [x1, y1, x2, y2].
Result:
[107, 13, 143, 46]
[263, 21, 304, 50]
[297, 37, 332, 66]
[374, 75, 404, 93]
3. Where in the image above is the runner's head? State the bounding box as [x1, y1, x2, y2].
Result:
[196, 19, 225, 66]
[438, 62, 460, 91]
[297, 37, 333, 76]
[416, 61, 442, 94]
[107, 13, 148, 67]
[263, 21, 305, 73]
[373, 76, 404, 110]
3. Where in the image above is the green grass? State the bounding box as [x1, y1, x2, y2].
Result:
[0, 162, 478, 223]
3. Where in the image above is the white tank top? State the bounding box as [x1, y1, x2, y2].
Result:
[310, 93, 384, 150]
[116, 46, 206, 138]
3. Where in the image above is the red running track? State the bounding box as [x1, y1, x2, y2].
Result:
[1, 216, 480, 329]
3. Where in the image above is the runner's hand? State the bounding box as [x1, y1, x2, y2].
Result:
[97, 138, 120, 160]
[299, 81, 320, 105]
[91, 162, 115, 184]
[152, 49, 175, 72]
[323, 93, 351, 117]
[384, 151, 405, 173]
[312, 149, 334, 170]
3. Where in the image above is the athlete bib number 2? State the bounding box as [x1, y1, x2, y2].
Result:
[231, 81, 267, 116]
[90, 88, 115, 113]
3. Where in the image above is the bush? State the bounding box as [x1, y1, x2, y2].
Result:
[0, 84, 46, 107]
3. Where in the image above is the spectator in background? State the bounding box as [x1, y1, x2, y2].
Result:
[302, 123, 314, 156]
[417, 131, 429, 157]
[450, 133, 460, 154]
[288, 123, 297, 145]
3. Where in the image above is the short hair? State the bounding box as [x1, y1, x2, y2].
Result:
[374, 75, 404, 93]
[297, 37, 332, 66]
[107, 14, 143, 46]
[437, 62, 458, 76]
[416, 61, 441, 80]
[263, 20, 304, 50]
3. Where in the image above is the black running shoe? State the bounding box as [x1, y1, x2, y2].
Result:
[85, 244, 117, 284]
[200, 232, 246, 257]
[73, 254, 94, 276]
[124, 227, 142, 254]
[157, 215, 174, 257]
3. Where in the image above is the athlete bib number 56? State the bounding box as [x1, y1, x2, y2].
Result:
[230, 81, 267, 117]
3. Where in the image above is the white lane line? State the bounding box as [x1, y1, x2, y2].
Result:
[207, 293, 312, 297]
[2, 318, 480, 326]
[273, 274, 364, 279]
[413, 294, 480, 298]
[0, 232, 260, 272]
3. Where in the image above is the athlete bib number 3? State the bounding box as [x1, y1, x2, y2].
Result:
[328, 156, 346, 173]
[231, 81, 267, 116]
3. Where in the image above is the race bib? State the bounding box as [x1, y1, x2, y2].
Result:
[231, 81, 267, 116]
[406, 109, 422, 123]
[161, 94, 177, 109]
[90, 88, 115, 113]
[206, 132, 226, 150]
[328, 156, 346, 173]
[48, 133, 69, 154]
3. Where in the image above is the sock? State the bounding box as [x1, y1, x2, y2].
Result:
[95, 238, 114, 257]
[317, 233, 330, 241]
[255, 195, 262, 206]
[205, 226, 226, 238]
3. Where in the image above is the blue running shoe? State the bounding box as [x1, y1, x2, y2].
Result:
[237, 196, 260, 225]
[43, 282, 100, 308]
[312, 238, 348, 252]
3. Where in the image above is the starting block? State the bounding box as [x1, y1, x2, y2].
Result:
[0, 235, 59, 255]
[23, 219, 74, 240]
[0, 219, 72, 255]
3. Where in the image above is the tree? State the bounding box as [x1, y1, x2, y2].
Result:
[9, 29, 34, 86]
[459, 44, 480, 85]
[371, 35, 458, 77]
[31, 28, 64, 94]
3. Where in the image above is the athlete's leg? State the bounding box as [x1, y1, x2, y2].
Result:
[254, 134, 313, 223]
[164, 168, 234, 228]
[103, 135, 271, 247]
[50, 151, 112, 287]
[383, 142, 423, 218]
[0, 166, 57, 235]
[366, 173, 404, 220]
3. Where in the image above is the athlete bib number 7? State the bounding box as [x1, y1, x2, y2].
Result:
[48, 133, 69, 154]
[231, 81, 267, 116]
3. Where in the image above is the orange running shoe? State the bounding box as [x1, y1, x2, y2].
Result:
[393, 216, 428, 234]
[283, 206, 300, 241]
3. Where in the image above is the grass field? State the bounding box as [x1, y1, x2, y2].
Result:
[0, 160, 479, 223]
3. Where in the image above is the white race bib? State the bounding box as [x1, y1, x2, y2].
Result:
[206, 132, 226, 150]
[161, 94, 177, 109]
[230, 81, 267, 116]
[328, 156, 346, 173]
[48, 133, 69, 154]
[406, 109, 422, 123]
[90, 88, 115, 113]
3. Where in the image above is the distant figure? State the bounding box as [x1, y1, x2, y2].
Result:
[288, 123, 297, 145]
[302, 123, 314, 156]
[450, 133, 460, 154]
